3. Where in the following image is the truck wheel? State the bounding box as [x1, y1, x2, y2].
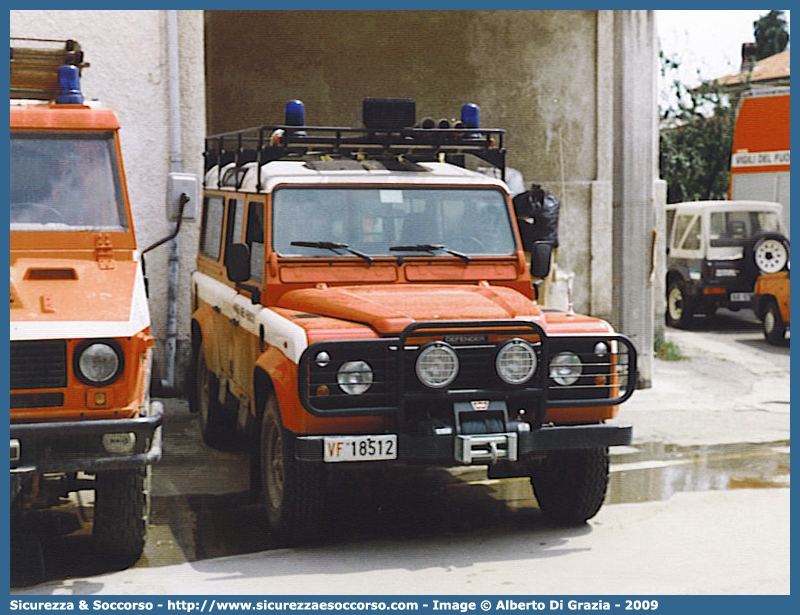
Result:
[529, 447, 609, 525]
[666, 279, 695, 328]
[194, 341, 233, 448]
[93, 468, 148, 569]
[260, 396, 325, 544]
[10, 531, 45, 587]
[763, 299, 786, 345]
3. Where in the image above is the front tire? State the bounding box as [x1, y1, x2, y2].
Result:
[763, 299, 786, 344]
[260, 397, 325, 544]
[93, 468, 149, 569]
[529, 447, 609, 525]
[666, 279, 695, 328]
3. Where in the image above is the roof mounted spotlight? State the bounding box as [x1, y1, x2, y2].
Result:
[55, 64, 83, 104]
[362, 98, 416, 130]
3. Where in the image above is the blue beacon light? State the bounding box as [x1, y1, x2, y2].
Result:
[55, 65, 84, 104]
[461, 103, 480, 129]
[284, 100, 306, 126]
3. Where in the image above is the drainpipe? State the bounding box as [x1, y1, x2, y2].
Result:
[161, 9, 182, 392]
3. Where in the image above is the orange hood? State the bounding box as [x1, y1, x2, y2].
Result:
[277, 283, 546, 335]
[10, 255, 150, 340]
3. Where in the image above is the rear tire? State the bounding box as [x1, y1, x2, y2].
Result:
[260, 397, 325, 544]
[194, 340, 234, 449]
[93, 468, 148, 569]
[763, 299, 786, 345]
[529, 447, 609, 525]
[666, 279, 695, 328]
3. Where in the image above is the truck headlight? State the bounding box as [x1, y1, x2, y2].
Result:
[75, 341, 124, 386]
[550, 351, 582, 386]
[337, 360, 373, 395]
[495, 339, 537, 385]
[416, 342, 459, 389]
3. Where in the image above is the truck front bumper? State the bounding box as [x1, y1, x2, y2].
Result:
[10, 400, 163, 477]
[295, 421, 632, 465]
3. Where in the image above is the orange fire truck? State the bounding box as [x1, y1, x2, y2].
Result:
[729, 87, 790, 234]
[10, 39, 185, 578]
[191, 98, 637, 542]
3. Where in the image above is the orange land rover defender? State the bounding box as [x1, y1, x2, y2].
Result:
[191, 99, 637, 541]
[10, 39, 165, 570]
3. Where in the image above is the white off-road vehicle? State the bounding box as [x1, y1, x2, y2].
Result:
[665, 200, 788, 328]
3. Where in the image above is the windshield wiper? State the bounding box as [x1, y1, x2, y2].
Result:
[291, 241, 373, 264]
[389, 244, 470, 263]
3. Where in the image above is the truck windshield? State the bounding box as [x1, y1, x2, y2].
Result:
[272, 186, 516, 258]
[10, 132, 128, 232]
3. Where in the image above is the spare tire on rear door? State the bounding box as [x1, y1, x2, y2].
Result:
[750, 232, 789, 275]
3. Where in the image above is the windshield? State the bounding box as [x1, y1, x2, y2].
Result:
[272, 186, 516, 258]
[10, 132, 128, 232]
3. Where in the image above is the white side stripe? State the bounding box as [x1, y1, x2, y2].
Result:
[192, 271, 308, 364]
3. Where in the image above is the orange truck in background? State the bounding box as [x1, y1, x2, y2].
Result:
[729, 88, 790, 234]
[9, 38, 191, 582]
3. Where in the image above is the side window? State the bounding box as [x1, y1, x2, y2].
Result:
[246, 201, 265, 283]
[199, 195, 224, 260]
[679, 215, 701, 251]
[224, 199, 244, 265]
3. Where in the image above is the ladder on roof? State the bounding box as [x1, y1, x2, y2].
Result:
[10, 37, 88, 100]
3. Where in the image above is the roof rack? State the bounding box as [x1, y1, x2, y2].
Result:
[10, 38, 88, 100]
[204, 123, 507, 187]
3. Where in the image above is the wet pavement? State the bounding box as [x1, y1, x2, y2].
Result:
[14, 399, 790, 584]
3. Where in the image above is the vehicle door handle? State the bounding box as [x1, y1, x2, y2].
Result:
[213, 306, 221, 313]
[230, 318, 240, 327]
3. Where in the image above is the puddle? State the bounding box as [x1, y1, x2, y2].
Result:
[607, 441, 790, 504]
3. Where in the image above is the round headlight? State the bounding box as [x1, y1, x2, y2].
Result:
[496, 339, 537, 385]
[76, 342, 123, 385]
[416, 343, 459, 389]
[337, 360, 373, 395]
[550, 351, 582, 386]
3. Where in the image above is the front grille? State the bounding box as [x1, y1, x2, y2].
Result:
[10, 340, 68, 390]
[11, 392, 64, 409]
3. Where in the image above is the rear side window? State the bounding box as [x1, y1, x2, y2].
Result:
[672, 214, 701, 251]
[200, 195, 224, 260]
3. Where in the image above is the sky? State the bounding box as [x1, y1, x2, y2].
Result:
[656, 9, 790, 106]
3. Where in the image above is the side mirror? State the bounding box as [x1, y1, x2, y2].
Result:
[529, 242, 552, 279]
[226, 243, 251, 283]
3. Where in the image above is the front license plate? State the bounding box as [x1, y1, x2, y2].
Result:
[730, 292, 753, 303]
[323, 435, 397, 462]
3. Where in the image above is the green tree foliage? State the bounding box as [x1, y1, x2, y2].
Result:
[754, 10, 789, 61]
[659, 51, 734, 203]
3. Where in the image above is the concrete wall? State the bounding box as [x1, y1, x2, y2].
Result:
[10, 9, 659, 388]
[10, 10, 206, 392]
[205, 10, 660, 383]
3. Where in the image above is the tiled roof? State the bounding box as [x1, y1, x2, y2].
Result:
[716, 49, 790, 87]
